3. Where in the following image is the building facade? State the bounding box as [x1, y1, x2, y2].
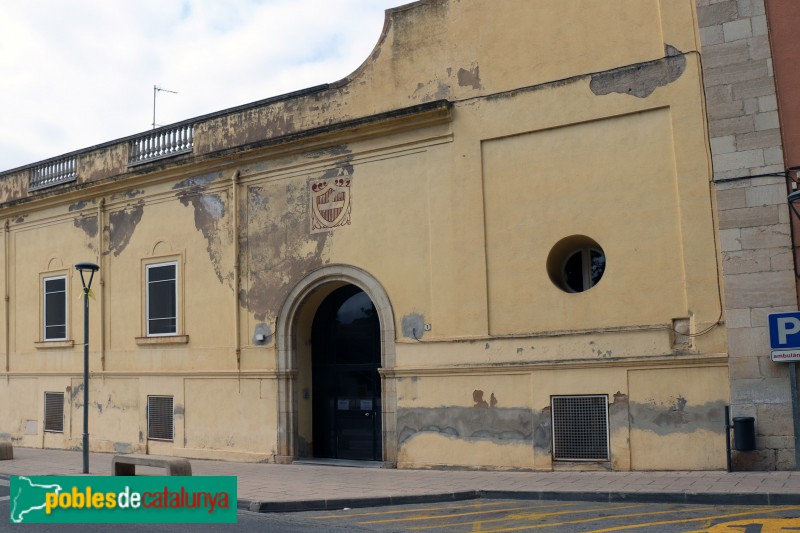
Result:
[1, 0, 732, 470]
[698, 0, 800, 470]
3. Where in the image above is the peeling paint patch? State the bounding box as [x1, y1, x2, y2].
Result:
[173, 172, 223, 190]
[397, 406, 533, 445]
[74, 215, 98, 238]
[110, 189, 145, 201]
[590, 45, 686, 98]
[629, 397, 725, 435]
[177, 189, 232, 285]
[307, 145, 353, 160]
[532, 407, 552, 455]
[240, 176, 332, 322]
[402, 312, 425, 339]
[70, 382, 84, 403]
[457, 65, 483, 90]
[114, 442, 132, 454]
[105, 201, 144, 256]
[68, 200, 89, 212]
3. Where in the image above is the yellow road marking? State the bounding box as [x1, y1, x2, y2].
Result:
[359, 504, 643, 530]
[358, 502, 641, 525]
[708, 518, 800, 532]
[310, 499, 529, 520]
[416, 505, 756, 533]
[582, 505, 800, 533]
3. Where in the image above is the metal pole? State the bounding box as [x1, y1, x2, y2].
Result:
[82, 286, 89, 474]
[152, 85, 157, 130]
[790, 363, 800, 470]
[724, 405, 732, 473]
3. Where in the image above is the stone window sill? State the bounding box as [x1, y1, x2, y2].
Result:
[34, 340, 75, 349]
[135, 335, 189, 346]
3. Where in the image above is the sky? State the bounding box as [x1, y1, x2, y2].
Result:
[0, 0, 404, 172]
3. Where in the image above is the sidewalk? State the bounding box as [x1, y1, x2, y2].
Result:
[2, 447, 799, 512]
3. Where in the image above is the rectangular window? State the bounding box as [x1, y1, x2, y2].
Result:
[551, 395, 609, 461]
[146, 262, 177, 336]
[44, 392, 65, 433]
[147, 395, 174, 441]
[43, 276, 67, 340]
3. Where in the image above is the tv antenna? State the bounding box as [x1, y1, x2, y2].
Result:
[152, 85, 178, 129]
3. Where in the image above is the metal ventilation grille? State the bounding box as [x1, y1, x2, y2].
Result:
[551, 395, 609, 461]
[44, 392, 64, 433]
[147, 396, 174, 441]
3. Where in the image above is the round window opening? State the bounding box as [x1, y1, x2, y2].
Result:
[547, 236, 606, 293]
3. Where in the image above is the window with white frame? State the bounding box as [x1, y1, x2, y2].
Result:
[146, 262, 177, 336]
[43, 276, 67, 340]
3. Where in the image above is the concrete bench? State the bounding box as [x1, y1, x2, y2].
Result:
[0, 441, 11, 460]
[112, 454, 192, 476]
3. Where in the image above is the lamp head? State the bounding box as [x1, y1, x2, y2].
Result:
[74, 262, 100, 273]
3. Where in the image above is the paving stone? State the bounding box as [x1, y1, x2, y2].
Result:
[709, 115, 755, 137]
[723, 18, 753, 42]
[736, 129, 782, 151]
[721, 247, 774, 274]
[716, 187, 747, 210]
[726, 308, 752, 328]
[755, 111, 780, 131]
[705, 59, 768, 87]
[718, 205, 779, 230]
[702, 39, 750, 69]
[739, 224, 793, 250]
[719, 228, 742, 251]
[697, 1, 738, 27]
[726, 326, 770, 357]
[746, 183, 789, 206]
[732, 76, 777, 99]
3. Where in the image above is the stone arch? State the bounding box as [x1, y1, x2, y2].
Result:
[275, 264, 397, 465]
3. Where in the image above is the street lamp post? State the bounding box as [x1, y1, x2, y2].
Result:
[75, 262, 99, 474]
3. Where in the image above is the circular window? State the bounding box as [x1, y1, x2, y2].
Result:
[547, 236, 606, 293]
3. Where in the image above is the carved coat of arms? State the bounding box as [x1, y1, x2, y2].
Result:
[310, 178, 351, 233]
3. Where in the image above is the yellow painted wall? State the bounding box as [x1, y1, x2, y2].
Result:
[0, 0, 728, 470]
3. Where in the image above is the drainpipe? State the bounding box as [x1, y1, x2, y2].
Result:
[98, 198, 105, 373]
[4, 220, 8, 377]
[232, 171, 241, 373]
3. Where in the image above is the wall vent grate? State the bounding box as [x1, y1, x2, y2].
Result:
[44, 392, 65, 433]
[551, 395, 609, 461]
[147, 395, 174, 441]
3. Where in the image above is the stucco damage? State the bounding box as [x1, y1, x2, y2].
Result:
[105, 200, 144, 256]
[398, 389, 533, 447]
[174, 176, 233, 286]
[239, 159, 354, 322]
[590, 45, 687, 98]
[629, 395, 725, 435]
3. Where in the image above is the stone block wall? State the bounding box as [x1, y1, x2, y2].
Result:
[697, 0, 797, 469]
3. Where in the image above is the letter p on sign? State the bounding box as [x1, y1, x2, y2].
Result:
[769, 312, 800, 349]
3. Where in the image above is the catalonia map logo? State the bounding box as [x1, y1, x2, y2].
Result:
[9, 476, 236, 523]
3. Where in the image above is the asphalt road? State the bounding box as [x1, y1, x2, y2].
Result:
[2, 492, 800, 532]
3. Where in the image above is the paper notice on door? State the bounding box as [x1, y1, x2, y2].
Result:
[337, 399, 350, 410]
[360, 399, 373, 411]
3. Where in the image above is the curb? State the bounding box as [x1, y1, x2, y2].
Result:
[239, 490, 800, 513]
[240, 490, 480, 513]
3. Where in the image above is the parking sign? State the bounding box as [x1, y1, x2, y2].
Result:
[768, 312, 800, 362]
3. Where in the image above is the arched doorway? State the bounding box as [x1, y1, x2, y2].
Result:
[275, 265, 397, 465]
[311, 285, 381, 460]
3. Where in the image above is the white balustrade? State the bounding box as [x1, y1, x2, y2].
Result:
[130, 124, 194, 164]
